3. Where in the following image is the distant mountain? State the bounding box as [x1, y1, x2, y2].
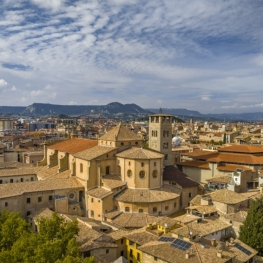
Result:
[0, 103, 263, 121]
[0, 102, 151, 118]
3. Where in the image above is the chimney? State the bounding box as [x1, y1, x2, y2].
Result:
[185, 252, 190, 259]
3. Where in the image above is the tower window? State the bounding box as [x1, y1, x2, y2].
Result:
[127, 170, 132, 178]
[139, 170, 146, 179]
[154, 161, 156, 166]
[152, 170, 158, 178]
[163, 142, 168, 149]
[80, 163, 83, 173]
[141, 162, 144, 167]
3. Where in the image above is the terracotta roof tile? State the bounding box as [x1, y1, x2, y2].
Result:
[101, 174, 126, 190]
[116, 147, 163, 159]
[99, 124, 142, 141]
[209, 189, 248, 204]
[115, 185, 180, 203]
[218, 144, 263, 153]
[74, 146, 117, 161]
[49, 138, 98, 154]
[0, 178, 83, 198]
[177, 161, 210, 169]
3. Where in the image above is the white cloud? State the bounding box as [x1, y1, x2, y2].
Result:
[0, 79, 8, 87]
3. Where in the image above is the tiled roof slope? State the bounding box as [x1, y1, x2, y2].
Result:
[48, 138, 98, 154]
[116, 147, 163, 159]
[163, 165, 199, 187]
[209, 189, 248, 204]
[99, 124, 142, 141]
[0, 178, 83, 198]
[74, 146, 117, 161]
[115, 185, 180, 203]
[218, 144, 263, 153]
[0, 167, 44, 177]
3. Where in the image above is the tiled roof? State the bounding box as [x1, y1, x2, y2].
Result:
[116, 147, 163, 159]
[138, 240, 236, 263]
[223, 210, 247, 222]
[174, 217, 231, 237]
[189, 195, 202, 206]
[101, 174, 126, 190]
[110, 213, 159, 228]
[124, 228, 158, 245]
[30, 207, 54, 220]
[0, 178, 83, 198]
[74, 146, 117, 161]
[177, 161, 210, 169]
[163, 166, 199, 188]
[115, 185, 180, 203]
[186, 205, 218, 214]
[218, 144, 263, 153]
[99, 124, 142, 141]
[48, 138, 98, 154]
[206, 174, 232, 184]
[0, 162, 32, 169]
[209, 189, 248, 204]
[0, 167, 44, 177]
[217, 164, 252, 172]
[173, 214, 200, 224]
[107, 229, 129, 240]
[37, 166, 71, 180]
[87, 187, 112, 198]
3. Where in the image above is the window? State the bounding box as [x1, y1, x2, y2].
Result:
[174, 202, 177, 208]
[106, 166, 110, 174]
[125, 207, 130, 212]
[153, 207, 157, 213]
[130, 249, 133, 257]
[139, 170, 146, 179]
[135, 142, 138, 145]
[80, 163, 83, 173]
[152, 170, 157, 178]
[0, 180, 2, 184]
[90, 210, 94, 217]
[26, 211, 31, 216]
[189, 193, 192, 198]
[38, 197, 42, 203]
[128, 161, 131, 166]
[49, 195, 53, 201]
[121, 238, 124, 244]
[165, 206, 169, 211]
[10, 179, 13, 183]
[68, 192, 76, 200]
[120, 250, 124, 256]
[154, 257, 158, 261]
[21, 178, 24, 182]
[129, 240, 134, 246]
[31, 177, 34, 181]
[137, 253, 141, 262]
[91, 198, 94, 203]
[5, 202, 8, 207]
[106, 249, 109, 254]
[165, 154, 168, 160]
[127, 170, 132, 178]
[121, 142, 124, 145]
[139, 209, 143, 213]
[141, 162, 144, 167]
[163, 131, 166, 137]
[154, 162, 156, 166]
[26, 198, 31, 204]
[163, 142, 168, 149]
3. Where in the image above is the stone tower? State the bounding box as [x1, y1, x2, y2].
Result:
[148, 111, 173, 166]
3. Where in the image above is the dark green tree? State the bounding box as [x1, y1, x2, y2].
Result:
[239, 197, 263, 255]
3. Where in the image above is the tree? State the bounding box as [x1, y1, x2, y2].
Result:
[239, 197, 263, 255]
[0, 211, 95, 263]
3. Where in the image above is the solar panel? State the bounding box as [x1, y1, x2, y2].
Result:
[158, 237, 175, 242]
[234, 243, 252, 256]
[170, 239, 192, 251]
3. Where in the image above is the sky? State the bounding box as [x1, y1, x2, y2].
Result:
[0, 0, 263, 114]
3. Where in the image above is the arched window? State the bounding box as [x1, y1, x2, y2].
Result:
[125, 207, 130, 212]
[152, 170, 157, 178]
[80, 163, 83, 173]
[139, 170, 146, 179]
[127, 170, 132, 178]
[139, 209, 143, 213]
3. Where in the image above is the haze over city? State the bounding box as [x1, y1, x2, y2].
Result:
[0, 0, 263, 113]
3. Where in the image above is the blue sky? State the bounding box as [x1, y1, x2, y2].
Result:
[0, 0, 263, 113]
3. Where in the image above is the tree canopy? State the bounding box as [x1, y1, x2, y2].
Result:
[0, 210, 95, 263]
[239, 197, 263, 256]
